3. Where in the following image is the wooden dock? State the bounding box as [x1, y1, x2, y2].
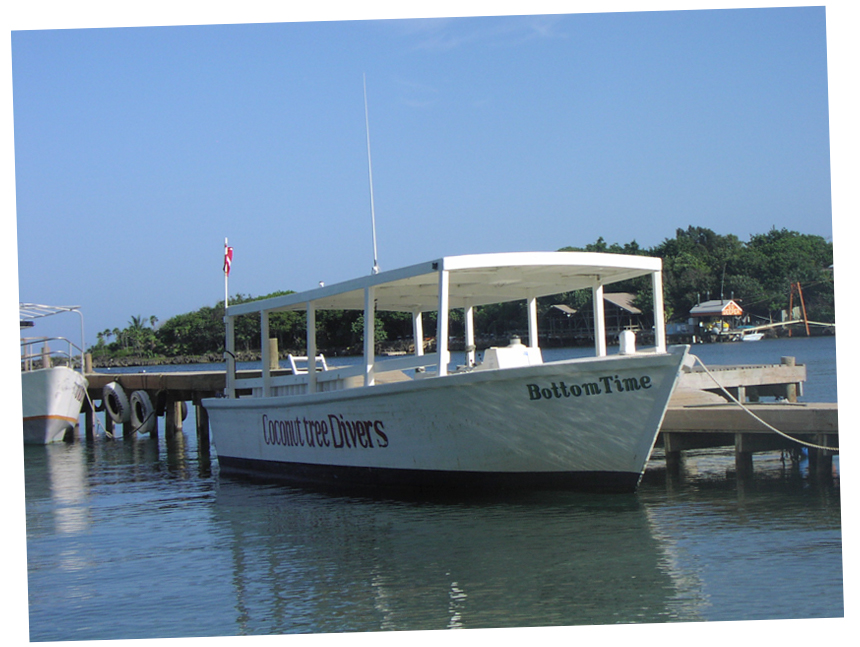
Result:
[660, 402, 838, 477]
[660, 356, 837, 476]
[80, 356, 838, 478]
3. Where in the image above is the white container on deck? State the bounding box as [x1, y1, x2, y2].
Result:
[478, 337, 543, 370]
[619, 330, 636, 355]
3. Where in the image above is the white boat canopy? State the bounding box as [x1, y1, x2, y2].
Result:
[19, 303, 86, 373]
[222, 252, 667, 396]
[20, 303, 82, 323]
[226, 252, 663, 315]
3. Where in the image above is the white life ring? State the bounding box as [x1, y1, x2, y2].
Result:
[130, 390, 156, 435]
[103, 381, 130, 424]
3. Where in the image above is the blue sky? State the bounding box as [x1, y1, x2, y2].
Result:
[9, 4, 835, 347]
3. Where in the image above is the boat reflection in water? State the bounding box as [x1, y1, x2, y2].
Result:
[23, 429, 841, 639]
[212, 479, 711, 631]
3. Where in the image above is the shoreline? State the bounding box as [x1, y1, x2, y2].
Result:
[88, 329, 835, 369]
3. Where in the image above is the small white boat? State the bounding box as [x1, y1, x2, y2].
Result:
[741, 332, 764, 342]
[203, 252, 692, 493]
[20, 304, 89, 444]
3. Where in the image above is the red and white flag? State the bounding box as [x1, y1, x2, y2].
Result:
[223, 245, 234, 276]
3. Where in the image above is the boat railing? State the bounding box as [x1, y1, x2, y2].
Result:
[287, 354, 329, 374]
[235, 352, 444, 397]
[21, 336, 83, 372]
[244, 367, 362, 397]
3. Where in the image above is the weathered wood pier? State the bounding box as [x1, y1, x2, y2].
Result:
[79, 355, 838, 479]
[659, 356, 838, 477]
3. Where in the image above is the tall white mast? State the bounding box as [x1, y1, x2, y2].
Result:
[364, 73, 380, 275]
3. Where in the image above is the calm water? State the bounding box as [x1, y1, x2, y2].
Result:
[24, 336, 842, 640]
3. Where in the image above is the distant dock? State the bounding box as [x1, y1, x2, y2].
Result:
[80, 356, 838, 479]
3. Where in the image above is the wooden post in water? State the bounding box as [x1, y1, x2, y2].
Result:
[809, 433, 835, 480]
[781, 356, 797, 402]
[662, 433, 684, 477]
[734, 433, 754, 478]
[165, 398, 177, 437]
[174, 401, 184, 433]
[149, 405, 159, 439]
[196, 401, 210, 457]
[83, 396, 95, 442]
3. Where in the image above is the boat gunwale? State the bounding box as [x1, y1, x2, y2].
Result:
[203, 349, 685, 410]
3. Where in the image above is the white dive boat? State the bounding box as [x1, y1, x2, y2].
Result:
[20, 304, 89, 444]
[203, 252, 692, 493]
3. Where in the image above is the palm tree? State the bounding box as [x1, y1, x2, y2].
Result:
[128, 316, 146, 353]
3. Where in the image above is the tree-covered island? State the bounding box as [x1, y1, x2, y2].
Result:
[88, 226, 834, 366]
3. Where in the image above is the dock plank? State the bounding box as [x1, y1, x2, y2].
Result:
[677, 363, 805, 389]
[661, 402, 837, 434]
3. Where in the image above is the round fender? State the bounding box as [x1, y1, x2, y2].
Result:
[103, 381, 130, 424]
[130, 390, 156, 435]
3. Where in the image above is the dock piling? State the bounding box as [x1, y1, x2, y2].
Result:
[83, 396, 95, 442]
[196, 400, 211, 457]
[781, 356, 797, 401]
[164, 397, 184, 437]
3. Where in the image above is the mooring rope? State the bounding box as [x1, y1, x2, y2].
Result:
[692, 355, 838, 452]
[83, 389, 114, 439]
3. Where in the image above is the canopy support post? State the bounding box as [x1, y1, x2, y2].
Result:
[413, 311, 424, 357]
[364, 287, 376, 386]
[307, 302, 317, 394]
[437, 269, 450, 376]
[652, 270, 667, 353]
[593, 284, 606, 357]
[527, 296, 539, 348]
[261, 310, 271, 397]
[465, 305, 476, 367]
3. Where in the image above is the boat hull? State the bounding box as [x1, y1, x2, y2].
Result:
[215, 457, 642, 493]
[204, 349, 688, 493]
[22, 367, 88, 444]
